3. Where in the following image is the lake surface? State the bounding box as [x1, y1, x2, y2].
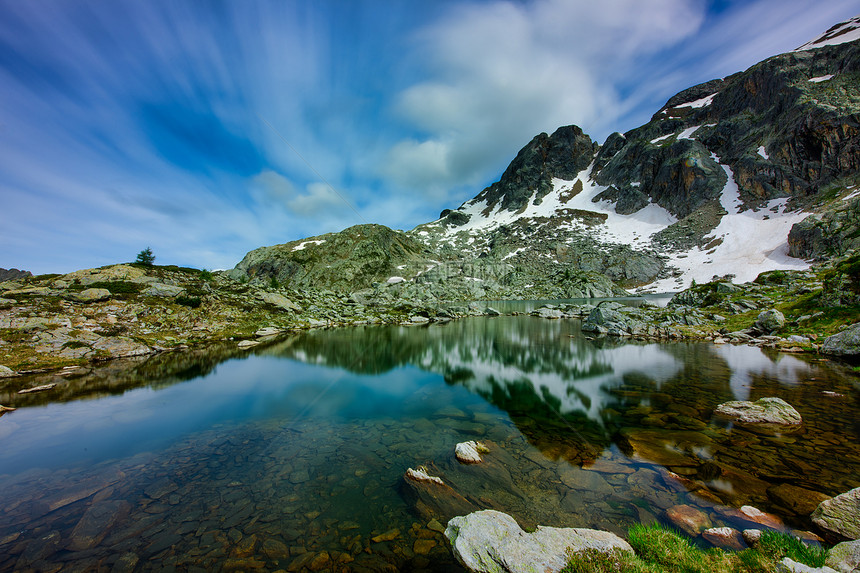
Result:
[1, 315, 859, 572]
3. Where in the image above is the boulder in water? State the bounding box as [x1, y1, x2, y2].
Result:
[713, 397, 802, 434]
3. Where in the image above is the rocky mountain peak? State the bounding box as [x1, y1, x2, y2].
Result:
[462, 125, 597, 216]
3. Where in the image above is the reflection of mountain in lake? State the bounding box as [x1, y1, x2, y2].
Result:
[264, 317, 823, 426]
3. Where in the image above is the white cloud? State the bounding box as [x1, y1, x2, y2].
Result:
[288, 182, 351, 217]
[384, 0, 707, 200]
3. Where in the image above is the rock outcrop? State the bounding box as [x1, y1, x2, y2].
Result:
[445, 510, 632, 573]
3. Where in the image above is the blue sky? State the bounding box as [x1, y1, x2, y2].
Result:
[1, 0, 858, 274]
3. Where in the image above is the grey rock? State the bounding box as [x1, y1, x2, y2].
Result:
[743, 529, 763, 547]
[445, 510, 632, 573]
[255, 326, 282, 337]
[0, 365, 18, 378]
[821, 323, 860, 357]
[812, 487, 860, 541]
[779, 557, 840, 573]
[142, 283, 185, 297]
[713, 397, 802, 434]
[260, 292, 302, 312]
[826, 539, 860, 573]
[533, 307, 564, 319]
[67, 288, 111, 303]
[756, 309, 786, 333]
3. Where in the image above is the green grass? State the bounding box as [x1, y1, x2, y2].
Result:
[562, 524, 829, 573]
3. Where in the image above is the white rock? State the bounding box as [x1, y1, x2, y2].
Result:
[455, 441, 488, 464]
[445, 510, 632, 573]
[237, 340, 260, 348]
[405, 467, 444, 485]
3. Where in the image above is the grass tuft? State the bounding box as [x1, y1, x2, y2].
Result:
[755, 530, 828, 568]
[563, 524, 827, 573]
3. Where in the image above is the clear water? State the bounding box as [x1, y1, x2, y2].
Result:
[1, 316, 859, 572]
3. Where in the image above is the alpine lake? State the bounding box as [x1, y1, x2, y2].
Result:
[1, 304, 859, 573]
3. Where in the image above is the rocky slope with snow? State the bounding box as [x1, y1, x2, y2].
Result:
[230, 16, 860, 298]
[409, 16, 860, 294]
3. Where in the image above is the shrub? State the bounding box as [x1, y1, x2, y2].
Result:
[176, 295, 201, 309]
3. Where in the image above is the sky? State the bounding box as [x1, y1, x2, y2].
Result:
[1, 0, 858, 274]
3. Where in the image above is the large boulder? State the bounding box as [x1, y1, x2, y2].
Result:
[755, 309, 785, 333]
[821, 323, 860, 357]
[445, 510, 632, 573]
[260, 292, 302, 313]
[812, 487, 860, 541]
[67, 288, 111, 303]
[713, 397, 802, 434]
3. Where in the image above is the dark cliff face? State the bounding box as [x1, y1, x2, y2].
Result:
[596, 40, 860, 218]
[443, 37, 859, 226]
[0, 268, 32, 282]
[468, 125, 598, 214]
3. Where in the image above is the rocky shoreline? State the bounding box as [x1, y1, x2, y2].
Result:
[1, 258, 858, 388]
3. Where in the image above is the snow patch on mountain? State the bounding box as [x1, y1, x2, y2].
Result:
[643, 157, 809, 293]
[674, 93, 718, 109]
[795, 16, 860, 51]
[809, 74, 835, 83]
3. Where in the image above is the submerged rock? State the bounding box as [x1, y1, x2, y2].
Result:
[401, 466, 476, 521]
[812, 487, 860, 541]
[768, 483, 832, 516]
[665, 504, 712, 536]
[445, 510, 632, 573]
[713, 397, 802, 434]
[703, 527, 745, 550]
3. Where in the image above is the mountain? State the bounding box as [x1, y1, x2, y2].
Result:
[230, 16, 860, 299]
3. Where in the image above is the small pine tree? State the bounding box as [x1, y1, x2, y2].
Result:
[135, 247, 156, 266]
